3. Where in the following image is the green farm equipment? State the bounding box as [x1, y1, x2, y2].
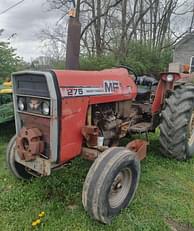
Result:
[0, 81, 14, 124]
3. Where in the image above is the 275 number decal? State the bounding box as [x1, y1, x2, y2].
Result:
[66, 88, 84, 96]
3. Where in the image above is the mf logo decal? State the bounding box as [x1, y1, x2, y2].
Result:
[104, 80, 120, 93]
[60, 80, 121, 97]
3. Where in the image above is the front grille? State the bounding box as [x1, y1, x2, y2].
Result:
[13, 72, 51, 158]
[14, 73, 49, 97]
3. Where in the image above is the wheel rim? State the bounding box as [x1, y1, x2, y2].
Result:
[188, 111, 194, 145]
[108, 168, 132, 208]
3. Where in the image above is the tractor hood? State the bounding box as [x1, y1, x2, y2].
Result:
[53, 68, 137, 104]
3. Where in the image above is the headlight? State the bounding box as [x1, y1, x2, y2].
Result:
[18, 97, 25, 111]
[166, 74, 174, 82]
[42, 101, 50, 115]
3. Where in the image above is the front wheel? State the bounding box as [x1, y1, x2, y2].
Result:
[6, 135, 33, 180]
[159, 84, 194, 160]
[82, 147, 140, 224]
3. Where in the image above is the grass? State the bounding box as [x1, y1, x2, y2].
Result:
[1, 123, 194, 231]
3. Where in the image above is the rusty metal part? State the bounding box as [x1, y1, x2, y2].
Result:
[81, 146, 108, 161]
[119, 122, 130, 138]
[15, 152, 51, 176]
[20, 114, 50, 158]
[81, 125, 99, 147]
[126, 139, 148, 160]
[81, 147, 101, 161]
[16, 127, 44, 161]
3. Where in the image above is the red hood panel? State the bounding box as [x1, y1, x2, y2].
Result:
[53, 68, 137, 104]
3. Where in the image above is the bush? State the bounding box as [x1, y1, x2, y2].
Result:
[120, 42, 172, 76]
[80, 42, 172, 77]
[80, 55, 117, 70]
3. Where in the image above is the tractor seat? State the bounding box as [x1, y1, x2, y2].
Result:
[135, 75, 158, 101]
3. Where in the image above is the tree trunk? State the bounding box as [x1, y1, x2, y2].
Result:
[96, 0, 102, 56]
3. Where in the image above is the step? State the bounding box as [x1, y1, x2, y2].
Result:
[129, 122, 152, 133]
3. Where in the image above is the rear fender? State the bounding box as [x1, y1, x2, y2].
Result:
[151, 72, 181, 114]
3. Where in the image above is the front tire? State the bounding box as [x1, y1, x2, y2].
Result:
[6, 135, 33, 180]
[82, 147, 140, 224]
[159, 84, 194, 160]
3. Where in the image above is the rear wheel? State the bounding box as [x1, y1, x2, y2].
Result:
[82, 147, 140, 224]
[159, 84, 194, 160]
[6, 135, 33, 180]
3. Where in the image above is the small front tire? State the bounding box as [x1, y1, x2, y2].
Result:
[82, 147, 140, 224]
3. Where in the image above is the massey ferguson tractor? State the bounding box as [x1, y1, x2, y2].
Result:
[6, 67, 194, 224]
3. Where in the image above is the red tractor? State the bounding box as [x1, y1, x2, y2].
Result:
[7, 67, 194, 223]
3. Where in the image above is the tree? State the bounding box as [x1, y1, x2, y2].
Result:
[44, 0, 193, 51]
[0, 42, 21, 79]
[41, 0, 194, 74]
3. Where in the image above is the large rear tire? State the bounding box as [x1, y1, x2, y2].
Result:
[159, 84, 194, 160]
[6, 135, 33, 180]
[82, 147, 140, 224]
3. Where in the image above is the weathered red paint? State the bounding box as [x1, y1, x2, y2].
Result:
[54, 68, 137, 103]
[59, 97, 89, 162]
[151, 80, 173, 113]
[152, 72, 184, 113]
[126, 139, 148, 160]
[51, 70, 190, 163]
[53, 68, 137, 163]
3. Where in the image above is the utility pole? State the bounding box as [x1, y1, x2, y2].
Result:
[65, 0, 81, 70]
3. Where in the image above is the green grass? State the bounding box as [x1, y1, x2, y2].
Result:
[1, 123, 194, 231]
